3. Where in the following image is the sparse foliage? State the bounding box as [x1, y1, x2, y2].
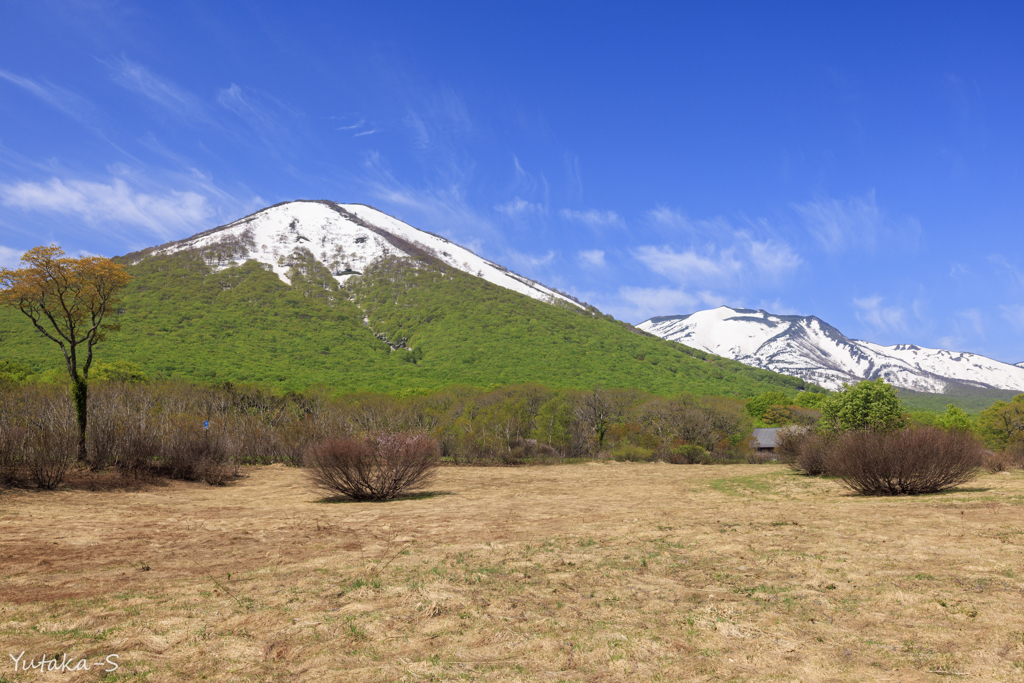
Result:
[0, 245, 131, 460]
[306, 432, 439, 501]
[826, 427, 982, 495]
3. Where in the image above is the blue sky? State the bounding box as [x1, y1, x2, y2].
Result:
[2, 1, 1023, 363]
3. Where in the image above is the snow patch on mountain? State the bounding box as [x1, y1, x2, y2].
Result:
[639, 306, 1024, 393]
[143, 200, 581, 308]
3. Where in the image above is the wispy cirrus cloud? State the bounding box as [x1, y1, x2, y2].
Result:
[560, 208, 624, 227]
[640, 206, 802, 284]
[633, 244, 743, 283]
[495, 197, 545, 216]
[405, 87, 473, 151]
[578, 249, 605, 267]
[989, 255, 1024, 291]
[0, 176, 213, 239]
[106, 56, 210, 122]
[217, 84, 301, 153]
[611, 286, 728, 322]
[506, 249, 555, 270]
[0, 245, 25, 269]
[853, 295, 907, 333]
[1000, 305, 1024, 331]
[361, 151, 496, 253]
[793, 190, 920, 253]
[0, 69, 95, 125]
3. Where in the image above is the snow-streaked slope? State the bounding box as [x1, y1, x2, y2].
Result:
[143, 200, 581, 308]
[638, 306, 1024, 393]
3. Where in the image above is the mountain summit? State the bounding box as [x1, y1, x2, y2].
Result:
[0, 201, 817, 395]
[130, 199, 582, 309]
[638, 306, 1024, 393]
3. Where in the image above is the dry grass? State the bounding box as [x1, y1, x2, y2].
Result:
[2, 463, 1024, 681]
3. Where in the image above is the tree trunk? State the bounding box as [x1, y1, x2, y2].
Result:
[72, 374, 88, 462]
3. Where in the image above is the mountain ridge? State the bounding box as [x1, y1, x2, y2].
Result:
[638, 306, 1024, 394]
[0, 201, 821, 398]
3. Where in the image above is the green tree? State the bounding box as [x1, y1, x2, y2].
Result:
[936, 403, 974, 433]
[793, 391, 828, 409]
[745, 390, 789, 421]
[820, 378, 906, 434]
[0, 245, 132, 460]
[977, 395, 1024, 450]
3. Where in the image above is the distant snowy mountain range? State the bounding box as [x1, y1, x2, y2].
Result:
[638, 306, 1024, 393]
[132, 199, 583, 309]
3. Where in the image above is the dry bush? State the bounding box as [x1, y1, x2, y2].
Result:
[0, 422, 28, 486]
[610, 443, 655, 462]
[1007, 441, 1024, 468]
[982, 450, 1015, 473]
[306, 432, 438, 501]
[827, 427, 983, 495]
[158, 419, 236, 485]
[5, 385, 78, 489]
[774, 426, 808, 466]
[25, 425, 77, 490]
[86, 382, 161, 475]
[502, 438, 561, 465]
[745, 449, 775, 464]
[664, 444, 711, 464]
[791, 433, 833, 475]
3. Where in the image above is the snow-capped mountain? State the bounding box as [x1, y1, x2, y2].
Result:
[638, 306, 1024, 393]
[132, 199, 582, 308]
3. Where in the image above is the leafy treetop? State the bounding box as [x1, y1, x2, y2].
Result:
[0, 245, 132, 381]
[820, 378, 907, 434]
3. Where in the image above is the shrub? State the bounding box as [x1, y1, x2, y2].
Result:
[982, 450, 1014, 473]
[827, 427, 982, 495]
[610, 443, 655, 462]
[307, 432, 438, 501]
[794, 433, 833, 476]
[26, 426, 77, 490]
[664, 444, 711, 464]
[504, 438, 560, 465]
[0, 422, 27, 486]
[158, 420, 235, 485]
[774, 426, 809, 466]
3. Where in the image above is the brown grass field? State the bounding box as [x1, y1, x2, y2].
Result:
[2, 462, 1024, 682]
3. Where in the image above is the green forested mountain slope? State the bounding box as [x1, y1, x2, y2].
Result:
[0, 249, 821, 397]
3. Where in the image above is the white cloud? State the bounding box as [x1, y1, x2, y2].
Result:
[578, 249, 606, 267]
[0, 176, 212, 239]
[0, 69, 94, 125]
[757, 299, 800, 316]
[362, 151, 499, 252]
[960, 308, 984, 336]
[495, 197, 545, 216]
[404, 88, 473, 151]
[560, 208, 624, 227]
[853, 295, 906, 332]
[354, 128, 377, 137]
[337, 119, 365, 131]
[643, 207, 801, 282]
[612, 286, 728, 323]
[1000, 305, 1024, 331]
[506, 249, 555, 269]
[746, 237, 802, 277]
[107, 57, 209, 122]
[989, 255, 1024, 291]
[793, 190, 920, 253]
[0, 245, 25, 269]
[634, 244, 743, 283]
